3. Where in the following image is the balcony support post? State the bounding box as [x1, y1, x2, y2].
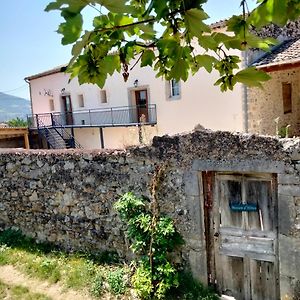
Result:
[99, 127, 104, 149]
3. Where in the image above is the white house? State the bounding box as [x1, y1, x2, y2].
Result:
[25, 22, 246, 149]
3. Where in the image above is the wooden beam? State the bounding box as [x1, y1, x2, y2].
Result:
[259, 60, 300, 73]
[24, 133, 30, 149]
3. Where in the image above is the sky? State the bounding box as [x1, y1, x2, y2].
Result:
[0, 0, 257, 100]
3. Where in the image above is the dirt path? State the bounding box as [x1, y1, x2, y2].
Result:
[0, 265, 93, 300]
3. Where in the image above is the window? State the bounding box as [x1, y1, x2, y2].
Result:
[219, 175, 273, 231]
[49, 99, 55, 111]
[282, 82, 292, 114]
[170, 79, 180, 99]
[100, 90, 107, 104]
[78, 94, 84, 107]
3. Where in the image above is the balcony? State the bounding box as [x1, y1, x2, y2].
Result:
[28, 104, 157, 129]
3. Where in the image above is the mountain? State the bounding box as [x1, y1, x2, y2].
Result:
[0, 93, 31, 122]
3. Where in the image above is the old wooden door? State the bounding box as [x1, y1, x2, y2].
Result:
[62, 95, 73, 125]
[208, 173, 279, 300]
[135, 90, 148, 122]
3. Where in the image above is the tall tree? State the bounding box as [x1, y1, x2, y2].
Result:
[46, 0, 300, 91]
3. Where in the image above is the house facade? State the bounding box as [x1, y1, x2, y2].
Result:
[25, 22, 246, 150]
[26, 19, 300, 150]
[26, 58, 244, 149]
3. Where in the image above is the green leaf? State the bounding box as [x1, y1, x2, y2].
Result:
[69, 31, 92, 66]
[195, 55, 218, 73]
[169, 59, 189, 81]
[152, 0, 169, 19]
[198, 35, 217, 50]
[94, 0, 129, 13]
[100, 55, 120, 76]
[245, 34, 277, 51]
[45, 0, 86, 13]
[234, 67, 271, 87]
[184, 8, 210, 38]
[141, 50, 155, 67]
[227, 15, 247, 35]
[58, 13, 83, 45]
[248, 0, 288, 28]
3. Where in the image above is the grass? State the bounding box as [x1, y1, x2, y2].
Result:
[0, 278, 51, 300]
[0, 229, 218, 299]
[0, 229, 127, 298]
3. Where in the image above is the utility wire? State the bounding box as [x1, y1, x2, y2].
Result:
[0, 84, 28, 94]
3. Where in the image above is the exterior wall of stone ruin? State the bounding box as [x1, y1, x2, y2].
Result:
[0, 131, 300, 298]
[248, 68, 300, 137]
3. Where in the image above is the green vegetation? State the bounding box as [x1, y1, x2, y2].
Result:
[0, 228, 217, 299]
[115, 192, 183, 299]
[0, 279, 51, 300]
[46, 0, 300, 91]
[168, 273, 218, 300]
[0, 229, 127, 298]
[7, 117, 28, 127]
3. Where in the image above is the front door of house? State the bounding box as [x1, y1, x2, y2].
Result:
[205, 173, 279, 300]
[62, 95, 73, 125]
[135, 89, 148, 123]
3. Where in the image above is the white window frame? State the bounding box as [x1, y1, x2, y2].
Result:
[169, 79, 181, 100]
[78, 94, 85, 108]
[100, 90, 108, 104]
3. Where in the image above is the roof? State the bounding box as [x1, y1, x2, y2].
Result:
[252, 37, 300, 70]
[209, 19, 227, 29]
[25, 64, 67, 81]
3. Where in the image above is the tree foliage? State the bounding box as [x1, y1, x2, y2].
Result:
[46, 0, 300, 91]
[7, 117, 28, 127]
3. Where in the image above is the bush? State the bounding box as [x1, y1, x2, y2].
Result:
[114, 192, 183, 299]
[107, 268, 127, 295]
[90, 272, 103, 297]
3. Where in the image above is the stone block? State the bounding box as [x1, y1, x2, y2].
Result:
[279, 234, 300, 279]
[278, 174, 300, 185]
[279, 185, 300, 197]
[184, 171, 200, 196]
[278, 194, 296, 235]
[188, 248, 208, 285]
[192, 159, 286, 173]
[185, 195, 204, 237]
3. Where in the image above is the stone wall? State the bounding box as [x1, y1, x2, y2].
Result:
[248, 68, 300, 136]
[0, 130, 300, 299]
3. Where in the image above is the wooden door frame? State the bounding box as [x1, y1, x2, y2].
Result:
[61, 94, 73, 125]
[134, 89, 149, 122]
[202, 171, 280, 299]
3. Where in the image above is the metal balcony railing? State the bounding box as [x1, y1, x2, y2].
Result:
[28, 104, 157, 129]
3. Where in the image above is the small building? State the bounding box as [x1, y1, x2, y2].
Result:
[25, 60, 244, 149]
[248, 37, 300, 137]
[25, 21, 246, 150]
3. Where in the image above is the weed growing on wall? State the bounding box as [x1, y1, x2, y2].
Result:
[114, 164, 183, 299]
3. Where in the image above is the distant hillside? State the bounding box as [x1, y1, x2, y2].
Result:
[0, 93, 31, 122]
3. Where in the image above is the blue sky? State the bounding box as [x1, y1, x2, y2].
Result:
[0, 0, 257, 100]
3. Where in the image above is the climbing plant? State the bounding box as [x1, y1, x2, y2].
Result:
[114, 164, 183, 299]
[45, 0, 300, 91]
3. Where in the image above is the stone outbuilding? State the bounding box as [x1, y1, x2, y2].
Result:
[248, 36, 300, 137]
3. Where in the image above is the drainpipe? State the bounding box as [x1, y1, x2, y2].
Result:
[24, 77, 33, 118]
[242, 51, 249, 133]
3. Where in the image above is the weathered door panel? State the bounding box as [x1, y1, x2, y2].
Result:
[206, 173, 279, 300]
[250, 260, 277, 300]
